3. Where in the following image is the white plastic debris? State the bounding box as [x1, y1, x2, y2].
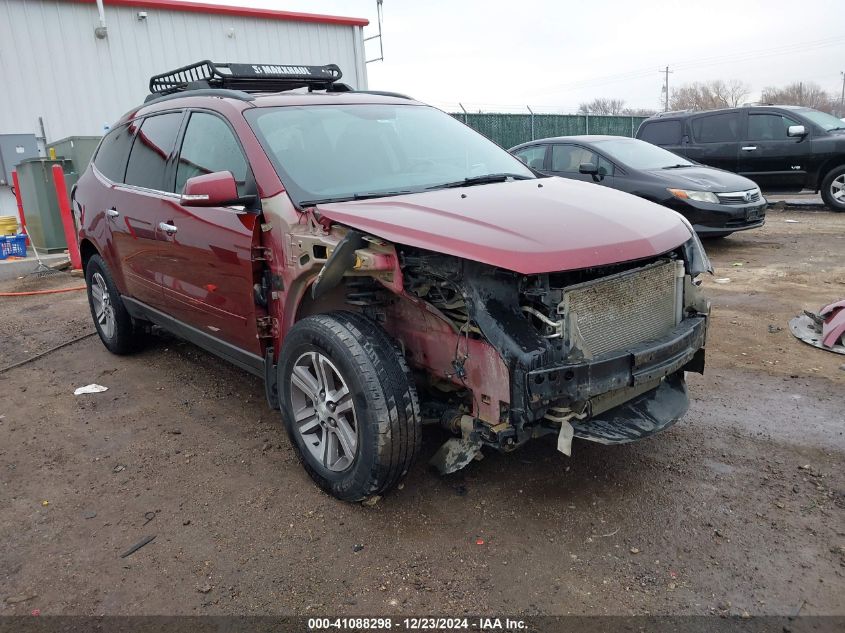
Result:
[784, 219, 800, 224]
[73, 384, 109, 396]
[713, 278, 732, 284]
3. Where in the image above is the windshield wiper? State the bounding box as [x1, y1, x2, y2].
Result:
[662, 164, 694, 169]
[426, 173, 533, 190]
[299, 191, 414, 207]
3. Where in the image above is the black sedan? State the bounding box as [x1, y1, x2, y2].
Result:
[510, 135, 767, 238]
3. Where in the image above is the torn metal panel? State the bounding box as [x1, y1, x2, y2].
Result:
[429, 415, 483, 475]
[789, 301, 845, 355]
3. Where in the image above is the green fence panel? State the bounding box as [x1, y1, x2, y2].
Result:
[451, 112, 649, 148]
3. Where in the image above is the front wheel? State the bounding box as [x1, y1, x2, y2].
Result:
[278, 311, 421, 501]
[821, 166, 845, 211]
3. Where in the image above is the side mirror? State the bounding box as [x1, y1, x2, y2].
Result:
[787, 125, 806, 138]
[181, 171, 239, 207]
[579, 162, 599, 175]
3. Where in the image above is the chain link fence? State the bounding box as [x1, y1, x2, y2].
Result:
[450, 112, 649, 149]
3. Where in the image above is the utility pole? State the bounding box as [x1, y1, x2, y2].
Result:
[660, 66, 673, 111]
[840, 71, 844, 117]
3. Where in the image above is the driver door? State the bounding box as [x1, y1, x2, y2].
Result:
[158, 110, 262, 356]
[549, 144, 615, 185]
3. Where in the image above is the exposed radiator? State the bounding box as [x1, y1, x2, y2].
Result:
[558, 260, 682, 358]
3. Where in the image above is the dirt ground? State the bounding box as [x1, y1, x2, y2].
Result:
[0, 208, 843, 617]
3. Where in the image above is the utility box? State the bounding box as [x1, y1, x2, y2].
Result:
[48, 136, 101, 174]
[16, 158, 76, 253]
[0, 134, 39, 186]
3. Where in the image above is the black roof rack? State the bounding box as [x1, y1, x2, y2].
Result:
[148, 60, 351, 97]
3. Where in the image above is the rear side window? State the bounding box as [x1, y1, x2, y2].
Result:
[175, 112, 249, 196]
[638, 120, 681, 145]
[747, 113, 799, 141]
[691, 113, 742, 143]
[124, 113, 183, 190]
[513, 145, 547, 170]
[93, 124, 133, 183]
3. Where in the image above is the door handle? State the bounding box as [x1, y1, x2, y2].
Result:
[741, 146, 757, 151]
[105, 208, 119, 218]
[158, 222, 178, 235]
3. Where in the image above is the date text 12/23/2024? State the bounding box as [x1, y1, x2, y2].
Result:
[308, 617, 527, 630]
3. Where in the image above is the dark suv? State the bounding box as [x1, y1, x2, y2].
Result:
[636, 105, 845, 210]
[74, 61, 711, 501]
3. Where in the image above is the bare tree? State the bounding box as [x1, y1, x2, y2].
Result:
[760, 82, 835, 112]
[669, 79, 751, 111]
[578, 98, 627, 115]
[623, 107, 658, 117]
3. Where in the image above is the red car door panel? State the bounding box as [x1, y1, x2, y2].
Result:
[157, 110, 261, 355]
[158, 202, 260, 354]
[111, 112, 185, 308]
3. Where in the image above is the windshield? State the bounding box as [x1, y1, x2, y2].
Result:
[246, 104, 534, 205]
[591, 137, 694, 170]
[796, 108, 845, 132]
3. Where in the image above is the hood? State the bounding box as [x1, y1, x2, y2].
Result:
[646, 165, 757, 192]
[316, 177, 692, 275]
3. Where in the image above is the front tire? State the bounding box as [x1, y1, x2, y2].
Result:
[279, 311, 421, 501]
[85, 254, 142, 354]
[821, 165, 845, 211]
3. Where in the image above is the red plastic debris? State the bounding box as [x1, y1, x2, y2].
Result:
[476, 538, 485, 545]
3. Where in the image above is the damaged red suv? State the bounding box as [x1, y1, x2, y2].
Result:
[74, 62, 711, 501]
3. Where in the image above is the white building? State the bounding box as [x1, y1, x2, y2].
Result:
[0, 0, 369, 219]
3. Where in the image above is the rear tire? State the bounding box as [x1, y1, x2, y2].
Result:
[85, 254, 142, 354]
[279, 311, 421, 501]
[821, 165, 845, 212]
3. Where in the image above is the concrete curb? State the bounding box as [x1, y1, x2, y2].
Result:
[0, 254, 71, 281]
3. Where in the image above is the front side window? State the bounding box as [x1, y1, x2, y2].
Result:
[639, 120, 682, 145]
[691, 112, 742, 143]
[93, 123, 134, 183]
[591, 138, 692, 170]
[175, 112, 249, 196]
[513, 145, 547, 170]
[551, 145, 597, 173]
[245, 104, 534, 205]
[747, 114, 799, 141]
[124, 112, 184, 190]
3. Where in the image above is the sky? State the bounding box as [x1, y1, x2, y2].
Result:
[196, 0, 845, 113]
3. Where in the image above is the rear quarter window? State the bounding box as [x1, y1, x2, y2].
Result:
[638, 120, 682, 145]
[93, 124, 134, 183]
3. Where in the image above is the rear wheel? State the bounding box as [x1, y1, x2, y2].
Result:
[821, 166, 845, 211]
[85, 254, 142, 354]
[279, 311, 421, 501]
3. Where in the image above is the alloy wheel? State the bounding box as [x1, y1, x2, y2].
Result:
[831, 174, 845, 203]
[289, 351, 358, 472]
[91, 272, 115, 340]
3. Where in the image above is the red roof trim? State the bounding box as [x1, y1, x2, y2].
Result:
[63, 0, 369, 26]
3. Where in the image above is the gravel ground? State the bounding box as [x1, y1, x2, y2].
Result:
[0, 208, 843, 617]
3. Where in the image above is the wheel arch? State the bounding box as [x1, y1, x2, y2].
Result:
[816, 158, 845, 191]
